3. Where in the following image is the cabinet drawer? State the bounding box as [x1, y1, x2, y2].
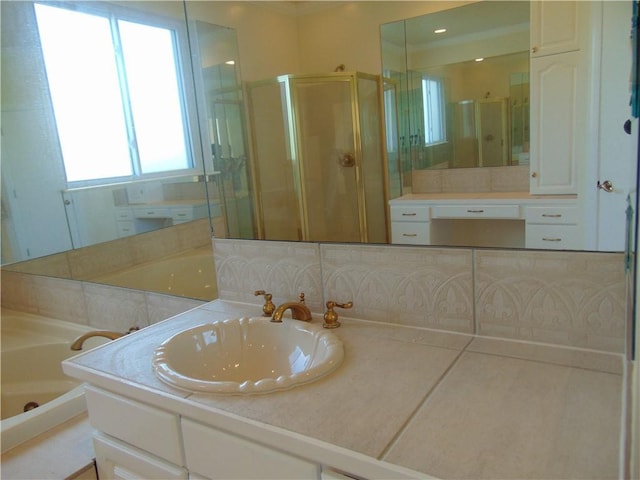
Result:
[171, 208, 195, 223]
[431, 205, 520, 219]
[182, 418, 318, 479]
[525, 224, 582, 250]
[116, 221, 136, 237]
[114, 209, 133, 221]
[391, 222, 430, 245]
[525, 206, 579, 224]
[133, 207, 171, 218]
[93, 432, 187, 480]
[390, 205, 430, 222]
[85, 386, 183, 466]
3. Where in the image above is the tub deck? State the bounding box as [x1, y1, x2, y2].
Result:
[1, 310, 107, 452]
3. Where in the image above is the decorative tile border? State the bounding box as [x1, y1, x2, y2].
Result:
[474, 250, 626, 352]
[320, 244, 474, 333]
[3, 239, 628, 355]
[213, 239, 323, 313]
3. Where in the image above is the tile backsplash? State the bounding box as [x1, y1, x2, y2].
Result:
[2, 237, 627, 354]
[412, 165, 530, 194]
[213, 238, 627, 354]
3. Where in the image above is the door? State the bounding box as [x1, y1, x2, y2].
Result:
[596, 1, 638, 252]
[291, 76, 362, 242]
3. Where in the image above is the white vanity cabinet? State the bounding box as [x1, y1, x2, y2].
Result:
[84, 386, 187, 480]
[529, 1, 591, 195]
[113, 203, 208, 236]
[525, 205, 581, 250]
[390, 204, 430, 245]
[84, 386, 330, 480]
[389, 195, 579, 250]
[114, 208, 136, 238]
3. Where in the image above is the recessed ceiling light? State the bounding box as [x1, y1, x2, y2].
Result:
[434, 28, 447, 34]
[475, 58, 484, 62]
[225, 60, 235, 65]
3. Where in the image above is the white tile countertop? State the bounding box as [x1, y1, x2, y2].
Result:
[62, 300, 623, 479]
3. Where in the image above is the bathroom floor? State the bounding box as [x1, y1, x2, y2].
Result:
[383, 337, 623, 479]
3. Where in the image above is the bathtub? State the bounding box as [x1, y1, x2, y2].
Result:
[1, 310, 108, 453]
[92, 247, 217, 301]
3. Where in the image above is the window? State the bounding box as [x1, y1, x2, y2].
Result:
[422, 76, 446, 145]
[34, 3, 192, 185]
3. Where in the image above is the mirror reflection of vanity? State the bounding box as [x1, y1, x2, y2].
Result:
[382, 1, 624, 251]
[1, 1, 637, 302]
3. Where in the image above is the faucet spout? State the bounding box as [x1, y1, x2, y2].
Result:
[70, 330, 126, 351]
[271, 294, 312, 323]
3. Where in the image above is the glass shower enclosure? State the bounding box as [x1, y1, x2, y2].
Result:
[246, 72, 389, 243]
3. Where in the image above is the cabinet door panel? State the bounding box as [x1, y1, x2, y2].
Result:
[531, 1, 582, 57]
[85, 386, 183, 466]
[93, 433, 187, 480]
[182, 418, 318, 479]
[530, 51, 584, 194]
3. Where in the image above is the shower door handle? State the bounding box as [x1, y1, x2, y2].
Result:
[339, 153, 355, 167]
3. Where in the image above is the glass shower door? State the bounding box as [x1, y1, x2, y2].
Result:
[291, 77, 362, 242]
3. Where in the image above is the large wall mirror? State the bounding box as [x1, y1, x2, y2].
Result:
[2, 1, 637, 302]
[381, 2, 530, 173]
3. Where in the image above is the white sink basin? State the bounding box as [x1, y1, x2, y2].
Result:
[152, 317, 344, 394]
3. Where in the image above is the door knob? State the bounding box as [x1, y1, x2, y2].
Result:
[597, 180, 614, 193]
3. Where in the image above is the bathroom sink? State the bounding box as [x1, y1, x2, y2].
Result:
[152, 317, 344, 394]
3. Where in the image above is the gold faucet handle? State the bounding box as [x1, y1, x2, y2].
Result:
[254, 290, 275, 316]
[323, 300, 353, 329]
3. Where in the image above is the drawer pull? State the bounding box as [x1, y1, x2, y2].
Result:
[402, 233, 418, 237]
[402, 213, 417, 216]
[542, 237, 562, 242]
[467, 209, 485, 213]
[542, 213, 562, 218]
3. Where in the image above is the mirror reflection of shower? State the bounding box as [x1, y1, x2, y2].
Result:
[192, 20, 255, 240]
[404, 52, 530, 171]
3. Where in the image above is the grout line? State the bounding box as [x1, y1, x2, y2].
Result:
[471, 249, 478, 336]
[377, 344, 469, 460]
[463, 346, 624, 376]
[318, 244, 326, 308]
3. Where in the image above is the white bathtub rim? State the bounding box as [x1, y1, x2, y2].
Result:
[0, 384, 87, 453]
[1, 310, 92, 351]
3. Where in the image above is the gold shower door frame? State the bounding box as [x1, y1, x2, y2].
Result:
[290, 73, 364, 243]
[247, 72, 388, 243]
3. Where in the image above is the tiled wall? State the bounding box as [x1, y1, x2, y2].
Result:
[412, 165, 530, 194]
[213, 238, 627, 354]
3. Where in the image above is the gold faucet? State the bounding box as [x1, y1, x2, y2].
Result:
[254, 290, 276, 316]
[271, 293, 312, 323]
[70, 328, 137, 351]
[323, 300, 353, 329]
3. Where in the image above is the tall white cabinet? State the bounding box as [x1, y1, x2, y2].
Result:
[529, 1, 590, 195]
